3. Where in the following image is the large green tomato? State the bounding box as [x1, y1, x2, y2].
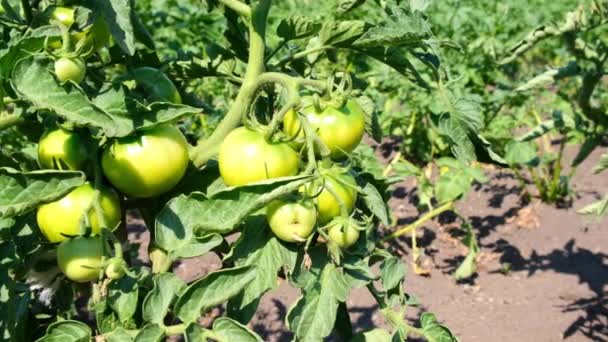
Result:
[54, 57, 86, 83]
[306, 171, 357, 224]
[283, 97, 366, 159]
[133, 67, 182, 104]
[37, 183, 121, 243]
[101, 125, 189, 198]
[266, 200, 317, 243]
[57, 236, 104, 282]
[38, 127, 88, 171]
[327, 218, 360, 248]
[218, 127, 300, 186]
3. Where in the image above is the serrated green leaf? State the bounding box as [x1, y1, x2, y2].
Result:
[108, 275, 139, 323]
[577, 195, 608, 217]
[0, 167, 85, 218]
[362, 183, 390, 225]
[98, 0, 136, 55]
[277, 16, 321, 41]
[155, 175, 311, 253]
[504, 141, 539, 167]
[227, 218, 298, 316]
[212, 317, 263, 342]
[353, 9, 431, 48]
[175, 266, 257, 323]
[35, 321, 91, 342]
[287, 264, 348, 341]
[380, 257, 406, 291]
[134, 324, 164, 342]
[357, 95, 383, 143]
[351, 328, 393, 342]
[320, 20, 367, 47]
[12, 57, 199, 137]
[516, 120, 555, 142]
[142, 273, 186, 324]
[435, 171, 470, 203]
[593, 153, 608, 174]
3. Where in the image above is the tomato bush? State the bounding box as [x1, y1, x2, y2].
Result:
[5, 0, 605, 340]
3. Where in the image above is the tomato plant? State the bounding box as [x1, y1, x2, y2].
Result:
[10, 0, 568, 341]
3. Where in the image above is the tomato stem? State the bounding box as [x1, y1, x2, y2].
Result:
[0, 113, 23, 130]
[218, 0, 251, 17]
[381, 201, 454, 242]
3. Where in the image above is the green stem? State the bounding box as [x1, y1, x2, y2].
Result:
[21, 0, 32, 23]
[0, 113, 23, 130]
[275, 45, 333, 68]
[218, 0, 251, 17]
[382, 152, 402, 177]
[190, 0, 271, 167]
[381, 201, 453, 242]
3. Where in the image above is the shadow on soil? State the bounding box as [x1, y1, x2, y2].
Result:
[501, 239, 608, 341]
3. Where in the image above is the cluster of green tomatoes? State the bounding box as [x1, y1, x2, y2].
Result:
[37, 6, 368, 285]
[219, 96, 367, 249]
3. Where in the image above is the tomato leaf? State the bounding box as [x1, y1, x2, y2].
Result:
[35, 320, 92, 342]
[107, 275, 139, 323]
[212, 317, 263, 342]
[134, 324, 165, 341]
[0, 167, 85, 218]
[320, 20, 367, 47]
[277, 16, 321, 41]
[97, 0, 137, 55]
[142, 273, 186, 324]
[380, 256, 406, 291]
[155, 175, 312, 255]
[361, 183, 390, 226]
[226, 217, 299, 320]
[175, 265, 257, 323]
[288, 262, 350, 341]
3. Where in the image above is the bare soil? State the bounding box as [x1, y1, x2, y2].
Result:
[127, 144, 608, 342]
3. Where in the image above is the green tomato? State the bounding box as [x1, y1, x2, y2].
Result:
[101, 125, 189, 198]
[133, 67, 182, 104]
[105, 258, 126, 280]
[38, 127, 88, 171]
[218, 127, 300, 186]
[49, 6, 75, 27]
[57, 236, 104, 282]
[37, 183, 121, 243]
[306, 171, 357, 224]
[266, 200, 317, 243]
[327, 219, 360, 248]
[48, 7, 111, 52]
[284, 97, 366, 159]
[54, 57, 86, 84]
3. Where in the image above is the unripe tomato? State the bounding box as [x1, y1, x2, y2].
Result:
[37, 183, 121, 243]
[54, 57, 86, 84]
[133, 67, 182, 104]
[48, 7, 111, 52]
[305, 171, 357, 224]
[49, 6, 75, 27]
[57, 236, 104, 282]
[101, 125, 189, 198]
[38, 127, 88, 171]
[283, 97, 366, 159]
[105, 258, 126, 280]
[218, 127, 300, 186]
[327, 219, 360, 248]
[266, 200, 317, 243]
